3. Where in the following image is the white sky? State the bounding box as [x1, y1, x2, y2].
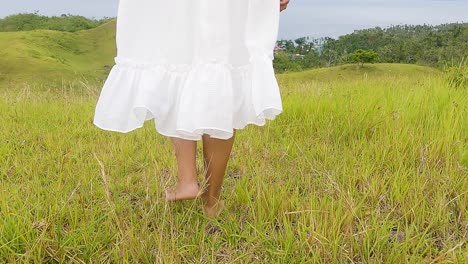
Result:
[0, 0, 466, 40]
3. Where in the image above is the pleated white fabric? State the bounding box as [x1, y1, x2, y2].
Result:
[93, 0, 283, 140]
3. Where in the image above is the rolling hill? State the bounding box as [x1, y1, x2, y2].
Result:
[0, 18, 117, 88]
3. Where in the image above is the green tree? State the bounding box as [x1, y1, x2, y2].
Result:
[349, 49, 379, 67]
[273, 51, 302, 73]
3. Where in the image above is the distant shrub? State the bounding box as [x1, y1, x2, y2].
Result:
[445, 57, 467, 89]
[349, 49, 379, 67]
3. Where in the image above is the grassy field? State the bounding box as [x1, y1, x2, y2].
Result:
[0, 64, 467, 263]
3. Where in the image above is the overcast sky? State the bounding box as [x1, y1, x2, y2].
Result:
[0, 0, 466, 40]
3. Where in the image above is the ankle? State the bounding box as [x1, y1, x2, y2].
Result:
[203, 196, 222, 208]
[177, 179, 199, 187]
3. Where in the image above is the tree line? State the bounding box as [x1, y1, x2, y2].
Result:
[274, 23, 468, 72]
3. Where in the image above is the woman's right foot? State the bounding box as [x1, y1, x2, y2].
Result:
[203, 199, 225, 218]
[165, 182, 200, 201]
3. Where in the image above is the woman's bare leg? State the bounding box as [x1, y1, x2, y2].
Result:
[201, 129, 236, 217]
[165, 137, 200, 201]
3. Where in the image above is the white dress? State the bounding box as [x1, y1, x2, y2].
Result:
[93, 0, 283, 140]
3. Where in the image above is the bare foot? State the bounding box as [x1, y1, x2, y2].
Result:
[165, 182, 200, 201]
[203, 200, 225, 218]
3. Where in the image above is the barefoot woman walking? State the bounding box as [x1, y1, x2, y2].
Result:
[93, 0, 290, 217]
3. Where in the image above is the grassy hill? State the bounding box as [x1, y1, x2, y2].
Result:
[0, 19, 117, 88]
[0, 15, 466, 262]
[0, 60, 466, 262]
